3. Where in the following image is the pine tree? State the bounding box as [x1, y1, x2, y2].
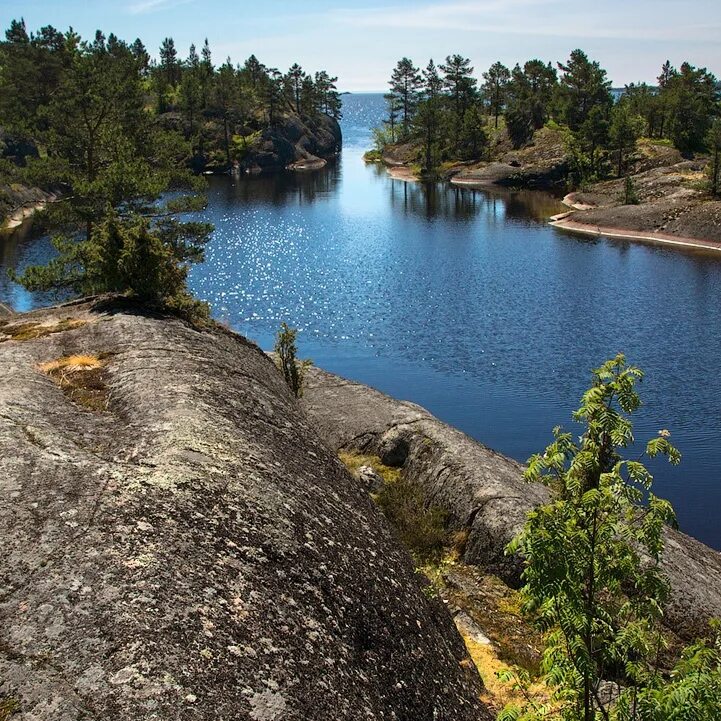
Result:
[159, 36, 179, 86]
[285, 63, 306, 114]
[441, 54, 477, 149]
[609, 102, 644, 177]
[389, 57, 422, 140]
[482, 61, 510, 128]
[415, 59, 444, 171]
[555, 49, 613, 131]
[707, 118, 721, 197]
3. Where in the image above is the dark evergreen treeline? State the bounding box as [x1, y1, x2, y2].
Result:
[0, 18, 340, 318]
[0, 19, 341, 172]
[378, 50, 721, 187]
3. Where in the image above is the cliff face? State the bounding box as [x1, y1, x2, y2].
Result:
[302, 366, 721, 642]
[0, 299, 489, 721]
[246, 114, 342, 173]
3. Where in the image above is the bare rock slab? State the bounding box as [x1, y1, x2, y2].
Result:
[0, 299, 490, 721]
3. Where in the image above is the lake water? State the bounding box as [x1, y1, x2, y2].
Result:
[3, 93, 721, 550]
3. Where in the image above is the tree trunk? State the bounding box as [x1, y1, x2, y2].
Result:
[224, 115, 231, 167]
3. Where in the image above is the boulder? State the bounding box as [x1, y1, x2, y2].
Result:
[0, 298, 490, 721]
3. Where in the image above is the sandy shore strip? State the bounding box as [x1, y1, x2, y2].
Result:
[550, 216, 721, 253]
[387, 165, 419, 182]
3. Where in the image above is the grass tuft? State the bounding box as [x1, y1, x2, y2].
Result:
[38, 353, 110, 412]
[0, 318, 86, 342]
[339, 450, 447, 563]
[0, 697, 19, 721]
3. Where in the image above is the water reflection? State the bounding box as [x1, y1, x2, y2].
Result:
[217, 160, 341, 207]
[0, 221, 61, 312]
[385, 178, 563, 222]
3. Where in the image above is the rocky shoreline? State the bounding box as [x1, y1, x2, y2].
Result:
[372, 132, 721, 250]
[1, 298, 720, 717]
[0, 186, 56, 232]
[0, 114, 342, 227]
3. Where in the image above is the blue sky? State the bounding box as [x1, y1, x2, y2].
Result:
[3, 0, 720, 90]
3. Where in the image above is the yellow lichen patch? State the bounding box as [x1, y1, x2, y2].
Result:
[0, 317, 86, 342]
[339, 450, 448, 562]
[38, 354, 109, 412]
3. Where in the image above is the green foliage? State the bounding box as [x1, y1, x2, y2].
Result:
[373, 49, 718, 181]
[12, 213, 210, 322]
[609, 103, 645, 177]
[662, 62, 719, 156]
[273, 322, 311, 398]
[554, 49, 613, 132]
[507, 355, 680, 721]
[707, 118, 721, 197]
[625, 620, 721, 720]
[0, 23, 213, 322]
[389, 57, 422, 140]
[482, 61, 511, 129]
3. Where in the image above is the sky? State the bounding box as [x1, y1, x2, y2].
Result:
[2, 0, 720, 91]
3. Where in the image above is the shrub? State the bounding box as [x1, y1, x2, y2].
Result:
[274, 323, 311, 397]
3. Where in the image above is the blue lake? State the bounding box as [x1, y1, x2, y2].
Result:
[3, 93, 721, 550]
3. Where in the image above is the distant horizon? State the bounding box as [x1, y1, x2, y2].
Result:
[4, 1, 720, 90]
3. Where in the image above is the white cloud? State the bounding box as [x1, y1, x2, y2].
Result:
[329, 0, 721, 42]
[128, 0, 194, 15]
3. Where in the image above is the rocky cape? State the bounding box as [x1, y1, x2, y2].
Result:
[301, 366, 721, 643]
[247, 114, 342, 174]
[0, 130, 56, 231]
[156, 112, 342, 176]
[550, 155, 721, 249]
[0, 298, 489, 721]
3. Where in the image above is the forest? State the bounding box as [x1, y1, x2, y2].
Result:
[376, 51, 721, 189]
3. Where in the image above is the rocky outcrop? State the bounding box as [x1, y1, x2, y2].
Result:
[451, 127, 568, 190]
[0, 128, 55, 228]
[0, 184, 56, 230]
[246, 114, 341, 174]
[0, 299, 490, 721]
[302, 366, 721, 641]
